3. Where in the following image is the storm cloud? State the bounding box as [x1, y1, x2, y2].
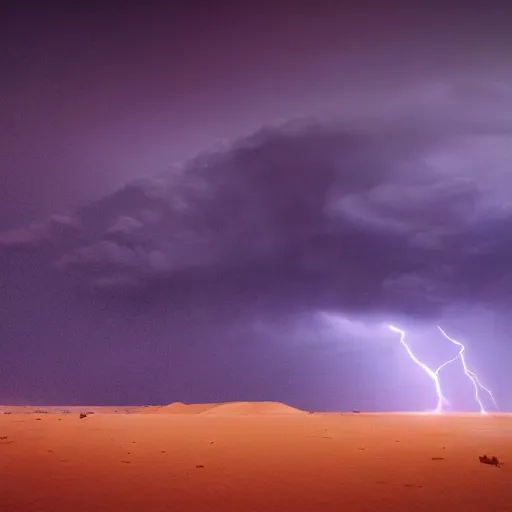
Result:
[2, 114, 511, 317]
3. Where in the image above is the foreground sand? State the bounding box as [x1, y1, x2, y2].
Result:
[1, 403, 511, 511]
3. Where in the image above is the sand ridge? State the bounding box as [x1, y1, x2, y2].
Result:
[153, 402, 220, 414]
[201, 401, 307, 415]
[137, 401, 307, 416]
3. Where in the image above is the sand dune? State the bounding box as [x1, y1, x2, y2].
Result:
[153, 402, 219, 414]
[202, 401, 307, 415]
[1, 404, 511, 511]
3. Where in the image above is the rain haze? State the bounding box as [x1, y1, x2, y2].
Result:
[1, 0, 512, 412]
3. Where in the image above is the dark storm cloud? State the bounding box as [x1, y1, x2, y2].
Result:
[2, 115, 511, 318]
[0, 214, 82, 247]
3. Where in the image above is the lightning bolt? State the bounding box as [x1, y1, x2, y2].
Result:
[436, 326, 497, 414]
[388, 324, 497, 414]
[388, 325, 446, 413]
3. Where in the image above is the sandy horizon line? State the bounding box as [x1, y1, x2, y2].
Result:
[0, 400, 508, 416]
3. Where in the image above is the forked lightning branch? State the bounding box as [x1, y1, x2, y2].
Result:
[388, 325, 497, 414]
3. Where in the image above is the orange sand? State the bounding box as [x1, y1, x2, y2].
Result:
[1, 402, 511, 511]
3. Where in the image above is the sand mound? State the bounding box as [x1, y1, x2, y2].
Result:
[202, 401, 306, 416]
[154, 402, 219, 414]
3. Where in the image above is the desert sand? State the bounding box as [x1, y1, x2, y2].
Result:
[1, 402, 511, 511]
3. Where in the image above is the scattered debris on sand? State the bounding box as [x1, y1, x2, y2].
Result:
[479, 455, 502, 467]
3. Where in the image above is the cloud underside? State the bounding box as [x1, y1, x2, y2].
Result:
[2, 116, 512, 318]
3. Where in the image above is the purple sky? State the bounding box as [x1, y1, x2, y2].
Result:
[1, 1, 512, 411]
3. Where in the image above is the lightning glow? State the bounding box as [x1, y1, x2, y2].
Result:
[437, 326, 497, 414]
[388, 324, 497, 414]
